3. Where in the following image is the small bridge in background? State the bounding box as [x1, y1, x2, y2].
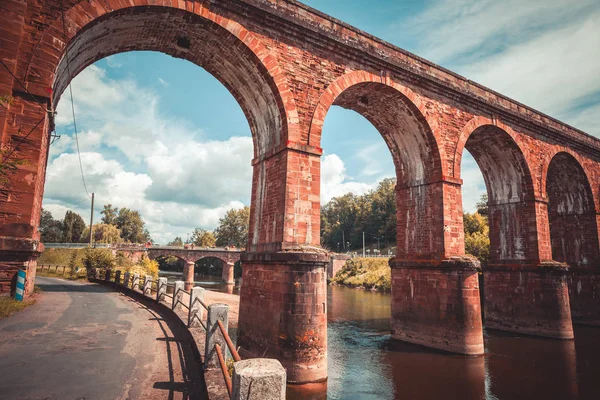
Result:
[43, 243, 243, 286]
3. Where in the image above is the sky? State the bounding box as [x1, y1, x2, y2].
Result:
[45, 0, 600, 244]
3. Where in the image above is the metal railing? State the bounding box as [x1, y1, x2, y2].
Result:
[88, 268, 284, 399]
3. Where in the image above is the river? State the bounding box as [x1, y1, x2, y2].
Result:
[160, 272, 600, 399]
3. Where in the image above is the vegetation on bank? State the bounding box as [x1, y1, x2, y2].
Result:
[331, 258, 391, 291]
[0, 296, 36, 319]
[38, 247, 159, 280]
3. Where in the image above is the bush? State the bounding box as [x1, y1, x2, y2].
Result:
[331, 257, 391, 291]
[38, 248, 84, 267]
[82, 248, 115, 272]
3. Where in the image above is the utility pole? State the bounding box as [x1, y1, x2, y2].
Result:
[362, 231, 365, 258]
[88, 192, 94, 247]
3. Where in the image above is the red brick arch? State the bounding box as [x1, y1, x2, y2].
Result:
[25, 2, 299, 158]
[307, 70, 443, 185]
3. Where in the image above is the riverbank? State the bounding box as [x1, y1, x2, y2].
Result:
[330, 257, 391, 291]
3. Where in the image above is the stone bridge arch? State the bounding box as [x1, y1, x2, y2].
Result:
[3, 0, 600, 384]
[147, 248, 241, 286]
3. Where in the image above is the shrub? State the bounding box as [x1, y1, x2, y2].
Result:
[331, 257, 391, 291]
[82, 248, 115, 272]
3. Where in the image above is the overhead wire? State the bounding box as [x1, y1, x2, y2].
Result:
[60, 1, 91, 199]
[0, 59, 52, 166]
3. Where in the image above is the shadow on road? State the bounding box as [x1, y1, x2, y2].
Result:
[120, 294, 208, 400]
[36, 283, 110, 293]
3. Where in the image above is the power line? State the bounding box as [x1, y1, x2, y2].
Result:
[0, 59, 49, 115]
[0, 115, 46, 166]
[60, 2, 91, 199]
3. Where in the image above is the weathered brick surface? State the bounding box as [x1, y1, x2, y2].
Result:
[390, 258, 484, 355]
[238, 251, 328, 383]
[484, 264, 573, 338]
[1, 0, 600, 379]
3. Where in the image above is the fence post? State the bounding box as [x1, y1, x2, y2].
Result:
[157, 277, 167, 302]
[143, 275, 152, 296]
[231, 359, 286, 400]
[62, 266, 66, 275]
[105, 269, 111, 281]
[115, 270, 121, 285]
[123, 272, 130, 288]
[95, 269, 101, 280]
[173, 280, 184, 310]
[205, 303, 229, 369]
[188, 286, 205, 328]
[133, 273, 140, 290]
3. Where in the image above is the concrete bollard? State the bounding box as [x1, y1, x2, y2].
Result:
[231, 359, 286, 400]
[188, 286, 205, 328]
[143, 275, 152, 296]
[157, 277, 167, 302]
[132, 273, 140, 291]
[95, 269, 101, 280]
[173, 280, 184, 310]
[204, 303, 229, 369]
[115, 270, 121, 285]
[104, 268, 111, 281]
[123, 272, 130, 288]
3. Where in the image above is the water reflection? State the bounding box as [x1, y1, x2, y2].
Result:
[288, 285, 600, 400]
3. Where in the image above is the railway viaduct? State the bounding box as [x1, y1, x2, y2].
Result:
[1, 0, 599, 384]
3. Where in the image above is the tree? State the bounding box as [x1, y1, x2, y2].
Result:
[101, 204, 119, 225]
[62, 210, 86, 243]
[215, 206, 250, 248]
[191, 229, 217, 247]
[463, 212, 490, 265]
[167, 236, 184, 246]
[80, 223, 122, 244]
[115, 208, 151, 243]
[39, 208, 64, 243]
[476, 193, 489, 217]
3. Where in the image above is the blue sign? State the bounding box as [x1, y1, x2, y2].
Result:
[15, 270, 26, 301]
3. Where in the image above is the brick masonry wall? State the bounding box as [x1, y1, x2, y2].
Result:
[0, 0, 599, 369]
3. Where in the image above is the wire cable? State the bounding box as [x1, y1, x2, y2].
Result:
[60, 2, 91, 198]
[0, 115, 46, 166]
[0, 59, 49, 115]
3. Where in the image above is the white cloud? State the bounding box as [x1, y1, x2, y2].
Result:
[47, 65, 254, 244]
[321, 154, 376, 203]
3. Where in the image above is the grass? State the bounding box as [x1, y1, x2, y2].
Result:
[36, 267, 87, 280]
[0, 295, 36, 319]
[330, 257, 391, 291]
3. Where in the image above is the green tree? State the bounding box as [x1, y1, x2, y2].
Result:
[215, 206, 250, 248]
[476, 193, 489, 217]
[167, 236, 184, 246]
[39, 208, 64, 243]
[100, 204, 119, 225]
[62, 210, 86, 243]
[115, 208, 151, 243]
[191, 229, 217, 247]
[80, 223, 122, 244]
[463, 212, 490, 265]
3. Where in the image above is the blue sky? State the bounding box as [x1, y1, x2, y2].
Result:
[45, 0, 600, 244]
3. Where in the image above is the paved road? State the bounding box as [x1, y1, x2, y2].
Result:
[0, 277, 206, 400]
